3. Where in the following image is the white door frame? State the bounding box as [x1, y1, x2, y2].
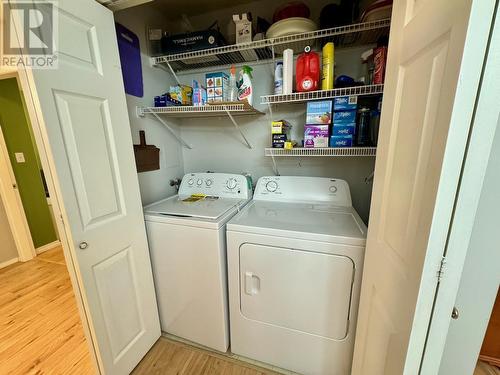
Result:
[0, 73, 61, 259]
[0, 74, 36, 261]
[2, 65, 102, 373]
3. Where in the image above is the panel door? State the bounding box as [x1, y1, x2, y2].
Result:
[15, 0, 161, 373]
[351, 0, 485, 374]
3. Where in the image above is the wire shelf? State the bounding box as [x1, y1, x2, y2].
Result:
[265, 147, 377, 157]
[153, 19, 391, 73]
[138, 103, 264, 118]
[261, 84, 384, 104]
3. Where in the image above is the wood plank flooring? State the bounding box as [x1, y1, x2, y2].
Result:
[133, 337, 279, 375]
[0, 247, 94, 374]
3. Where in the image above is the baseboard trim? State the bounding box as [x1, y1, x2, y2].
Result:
[0, 257, 19, 269]
[36, 240, 61, 254]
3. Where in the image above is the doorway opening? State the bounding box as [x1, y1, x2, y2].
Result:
[475, 290, 500, 375]
[0, 75, 93, 373]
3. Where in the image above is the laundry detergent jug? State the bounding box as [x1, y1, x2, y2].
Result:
[296, 46, 320, 92]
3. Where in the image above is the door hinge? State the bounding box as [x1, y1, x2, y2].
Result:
[437, 256, 447, 282]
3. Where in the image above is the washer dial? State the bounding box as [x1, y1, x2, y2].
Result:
[266, 180, 278, 192]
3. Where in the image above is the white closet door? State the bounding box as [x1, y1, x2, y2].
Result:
[17, 0, 160, 373]
[351, 0, 491, 374]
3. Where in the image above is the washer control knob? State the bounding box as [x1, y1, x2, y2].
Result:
[197, 179, 203, 186]
[226, 178, 237, 190]
[266, 180, 278, 192]
[188, 179, 194, 185]
[329, 186, 338, 193]
[206, 179, 213, 187]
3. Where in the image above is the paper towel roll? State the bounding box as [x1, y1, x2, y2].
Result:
[283, 48, 293, 94]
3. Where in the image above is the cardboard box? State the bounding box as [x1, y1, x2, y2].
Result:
[233, 14, 252, 44]
[333, 110, 357, 124]
[333, 95, 358, 111]
[332, 124, 356, 136]
[272, 134, 287, 148]
[330, 135, 353, 147]
[271, 120, 292, 135]
[304, 125, 330, 148]
[306, 101, 332, 125]
[206, 72, 229, 102]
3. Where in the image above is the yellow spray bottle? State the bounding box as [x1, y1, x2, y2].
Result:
[321, 42, 335, 90]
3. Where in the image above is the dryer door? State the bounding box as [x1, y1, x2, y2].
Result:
[240, 243, 355, 340]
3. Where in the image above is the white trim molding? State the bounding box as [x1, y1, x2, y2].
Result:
[36, 240, 61, 254]
[0, 257, 19, 269]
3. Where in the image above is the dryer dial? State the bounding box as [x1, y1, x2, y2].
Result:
[226, 178, 237, 190]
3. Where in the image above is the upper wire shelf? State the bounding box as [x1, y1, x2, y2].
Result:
[152, 19, 391, 73]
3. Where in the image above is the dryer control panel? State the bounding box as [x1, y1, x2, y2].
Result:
[254, 176, 352, 206]
[179, 173, 251, 199]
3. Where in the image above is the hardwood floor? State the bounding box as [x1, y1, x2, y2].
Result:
[475, 361, 500, 375]
[0, 247, 94, 374]
[133, 337, 280, 375]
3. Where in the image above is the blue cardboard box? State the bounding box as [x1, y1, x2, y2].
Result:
[333, 95, 358, 111]
[333, 110, 357, 124]
[330, 135, 353, 147]
[332, 124, 356, 136]
[306, 100, 332, 125]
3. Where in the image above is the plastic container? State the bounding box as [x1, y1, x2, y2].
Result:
[274, 61, 283, 95]
[283, 49, 294, 94]
[229, 65, 238, 101]
[237, 65, 253, 106]
[296, 46, 320, 92]
[321, 42, 334, 90]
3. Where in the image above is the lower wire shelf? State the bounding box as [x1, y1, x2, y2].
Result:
[265, 147, 377, 157]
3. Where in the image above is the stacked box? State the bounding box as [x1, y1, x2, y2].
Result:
[271, 120, 292, 148]
[305, 101, 332, 148]
[206, 72, 229, 102]
[331, 95, 357, 147]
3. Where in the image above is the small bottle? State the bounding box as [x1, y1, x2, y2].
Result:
[229, 65, 238, 102]
[274, 61, 283, 95]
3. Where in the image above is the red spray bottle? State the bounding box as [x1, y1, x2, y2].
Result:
[296, 46, 320, 92]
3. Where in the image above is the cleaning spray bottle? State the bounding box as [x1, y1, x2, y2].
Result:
[229, 65, 238, 101]
[237, 65, 253, 106]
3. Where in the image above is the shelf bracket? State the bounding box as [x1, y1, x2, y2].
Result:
[267, 102, 274, 120]
[148, 110, 193, 149]
[165, 60, 181, 85]
[224, 106, 253, 149]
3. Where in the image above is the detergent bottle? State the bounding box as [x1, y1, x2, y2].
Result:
[237, 65, 254, 106]
[296, 46, 320, 92]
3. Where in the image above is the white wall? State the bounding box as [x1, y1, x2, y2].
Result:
[116, 1, 379, 221]
[114, 7, 184, 205]
[176, 46, 376, 223]
[0, 195, 18, 265]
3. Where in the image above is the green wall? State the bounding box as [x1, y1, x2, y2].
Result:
[0, 78, 57, 248]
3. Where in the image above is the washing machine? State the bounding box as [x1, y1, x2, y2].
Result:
[144, 172, 252, 352]
[226, 176, 367, 374]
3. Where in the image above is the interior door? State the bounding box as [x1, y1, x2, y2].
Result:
[351, 1, 490, 374]
[14, 0, 161, 373]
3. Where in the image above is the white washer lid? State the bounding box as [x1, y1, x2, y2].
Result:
[227, 201, 367, 245]
[145, 195, 247, 220]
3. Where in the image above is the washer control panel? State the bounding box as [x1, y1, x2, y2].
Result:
[179, 173, 251, 199]
[254, 176, 352, 206]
